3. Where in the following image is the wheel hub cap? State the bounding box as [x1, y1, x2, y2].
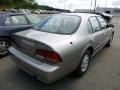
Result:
[0, 41, 9, 55]
[81, 54, 89, 72]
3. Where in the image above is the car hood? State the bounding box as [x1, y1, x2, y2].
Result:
[15, 29, 72, 46]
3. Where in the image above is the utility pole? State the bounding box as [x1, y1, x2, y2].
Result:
[104, 0, 107, 12]
[44, 0, 45, 6]
[64, 0, 65, 10]
[90, 0, 93, 13]
[94, 0, 97, 13]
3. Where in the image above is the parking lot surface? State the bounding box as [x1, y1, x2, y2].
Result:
[0, 16, 120, 90]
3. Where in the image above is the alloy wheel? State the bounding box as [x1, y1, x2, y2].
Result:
[0, 41, 10, 55]
[80, 54, 90, 72]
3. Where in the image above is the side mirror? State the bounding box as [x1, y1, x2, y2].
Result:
[107, 23, 114, 28]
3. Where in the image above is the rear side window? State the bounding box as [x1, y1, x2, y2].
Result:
[10, 15, 28, 25]
[4, 17, 12, 25]
[89, 17, 101, 32]
[34, 15, 81, 34]
[97, 16, 107, 29]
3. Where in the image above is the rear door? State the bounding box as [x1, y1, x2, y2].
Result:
[89, 16, 105, 52]
[3, 14, 33, 36]
[96, 16, 112, 43]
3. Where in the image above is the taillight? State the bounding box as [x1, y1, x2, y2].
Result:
[36, 49, 62, 64]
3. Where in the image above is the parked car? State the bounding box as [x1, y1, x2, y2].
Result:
[9, 13, 114, 83]
[0, 13, 41, 56]
[8, 9, 18, 13]
[96, 12, 112, 23]
[18, 9, 31, 14]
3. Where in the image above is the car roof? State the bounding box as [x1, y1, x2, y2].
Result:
[0, 12, 37, 17]
[0, 12, 25, 16]
[60, 13, 99, 18]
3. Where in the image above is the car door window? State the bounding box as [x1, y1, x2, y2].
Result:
[4, 17, 12, 25]
[87, 20, 93, 34]
[97, 16, 107, 29]
[10, 15, 28, 25]
[89, 17, 101, 32]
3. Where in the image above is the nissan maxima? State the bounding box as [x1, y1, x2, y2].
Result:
[9, 13, 114, 83]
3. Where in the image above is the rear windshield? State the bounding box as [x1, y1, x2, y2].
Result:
[34, 15, 81, 34]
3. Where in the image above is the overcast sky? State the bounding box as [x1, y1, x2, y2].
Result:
[35, 0, 120, 10]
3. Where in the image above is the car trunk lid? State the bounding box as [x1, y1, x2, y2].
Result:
[12, 29, 71, 62]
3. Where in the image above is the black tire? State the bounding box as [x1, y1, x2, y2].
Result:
[0, 38, 10, 57]
[105, 35, 113, 47]
[76, 50, 91, 76]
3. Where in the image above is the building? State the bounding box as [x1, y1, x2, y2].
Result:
[75, 7, 120, 16]
[96, 7, 120, 16]
[75, 9, 93, 13]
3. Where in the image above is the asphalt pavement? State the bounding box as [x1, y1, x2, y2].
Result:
[0, 16, 120, 90]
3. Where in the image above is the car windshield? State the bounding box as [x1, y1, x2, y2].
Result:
[34, 15, 81, 34]
[26, 14, 41, 24]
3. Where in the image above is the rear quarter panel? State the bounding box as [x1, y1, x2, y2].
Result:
[0, 15, 6, 37]
[0, 26, 5, 37]
[52, 35, 92, 75]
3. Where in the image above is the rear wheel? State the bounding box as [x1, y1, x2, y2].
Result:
[0, 38, 10, 57]
[76, 51, 91, 76]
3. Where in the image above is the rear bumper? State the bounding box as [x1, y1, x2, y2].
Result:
[9, 47, 61, 83]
